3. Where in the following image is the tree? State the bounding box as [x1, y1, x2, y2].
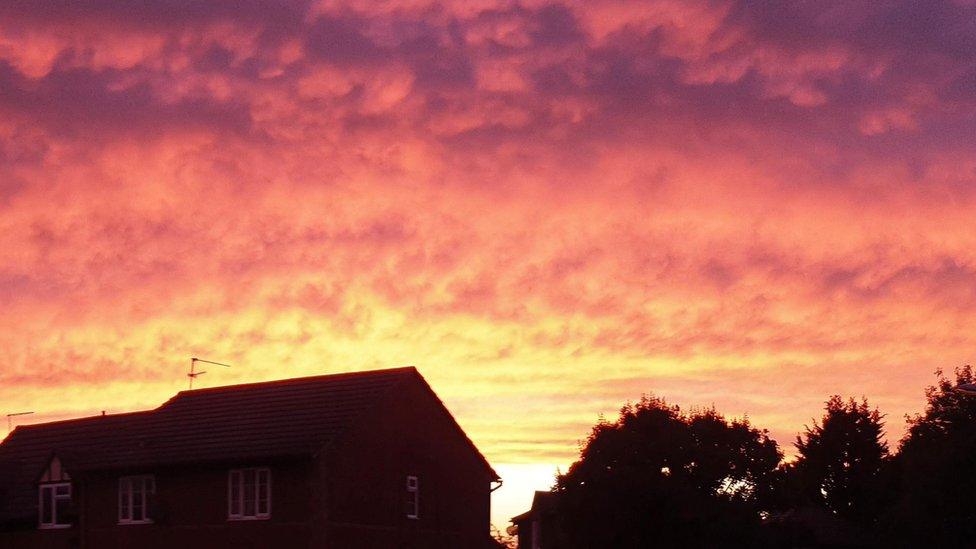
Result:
[489, 524, 516, 548]
[554, 396, 782, 547]
[793, 395, 889, 526]
[885, 366, 976, 546]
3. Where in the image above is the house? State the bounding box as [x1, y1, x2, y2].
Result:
[0, 367, 500, 548]
[762, 506, 873, 548]
[510, 491, 563, 549]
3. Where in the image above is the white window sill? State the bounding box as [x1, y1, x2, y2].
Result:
[118, 520, 154, 525]
[39, 524, 72, 530]
[227, 515, 270, 521]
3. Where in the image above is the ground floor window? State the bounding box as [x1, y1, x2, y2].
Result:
[406, 475, 419, 519]
[228, 468, 271, 519]
[119, 475, 155, 524]
[39, 483, 71, 528]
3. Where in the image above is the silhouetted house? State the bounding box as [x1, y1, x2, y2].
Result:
[0, 367, 499, 548]
[763, 506, 873, 548]
[511, 491, 562, 549]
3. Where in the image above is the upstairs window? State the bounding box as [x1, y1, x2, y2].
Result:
[119, 476, 155, 524]
[38, 455, 72, 529]
[405, 475, 419, 519]
[39, 483, 72, 529]
[228, 468, 271, 520]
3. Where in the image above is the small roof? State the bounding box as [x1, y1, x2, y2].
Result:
[511, 490, 558, 523]
[956, 382, 976, 396]
[0, 366, 496, 523]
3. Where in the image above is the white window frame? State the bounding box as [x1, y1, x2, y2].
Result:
[227, 467, 271, 520]
[118, 475, 155, 524]
[406, 475, 419, 519]
[38, 482, 72, 529]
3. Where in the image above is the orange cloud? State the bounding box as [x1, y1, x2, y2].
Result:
[2, 0, 976, 529]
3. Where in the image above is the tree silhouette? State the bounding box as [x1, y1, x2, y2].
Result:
[885, 366, 976, 546]
[554, 396, 782, 547]
[793, 396, 890, 526]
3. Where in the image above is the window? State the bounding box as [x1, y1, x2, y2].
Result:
[39, 483, 71, 528]
[228, 468, 270, 520]
[118, 476, 155, 524]
[405, 475, 419, 519]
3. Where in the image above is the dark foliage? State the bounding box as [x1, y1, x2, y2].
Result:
[793, 396, 890, 526]
[540, 369, 976, 549]
[883, 366, 976, 547]
[554, 396, 782, 548]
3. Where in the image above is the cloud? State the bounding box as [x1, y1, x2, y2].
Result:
[0, 3, 975, 513]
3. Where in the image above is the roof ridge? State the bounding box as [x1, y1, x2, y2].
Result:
[11, 367, 420, 430]
[159, 366, 419, 405]
[12, 410, 154, 431]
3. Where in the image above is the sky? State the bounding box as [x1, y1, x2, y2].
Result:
[2, 0, 976, 530]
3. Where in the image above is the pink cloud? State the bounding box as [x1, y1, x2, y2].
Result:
[1, 5, 976, 531]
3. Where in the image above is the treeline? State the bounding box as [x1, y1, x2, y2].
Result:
[548, 366, 976, 548]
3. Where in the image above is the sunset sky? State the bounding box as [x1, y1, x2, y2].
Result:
[2, 0, 976, 528]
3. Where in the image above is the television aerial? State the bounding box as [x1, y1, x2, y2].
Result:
[188, 357, 231, 390]
[6, 411, 33, 435]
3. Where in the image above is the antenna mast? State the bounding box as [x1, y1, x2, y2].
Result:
[6, 411, 34, 435]
[188, 357, 232, 390]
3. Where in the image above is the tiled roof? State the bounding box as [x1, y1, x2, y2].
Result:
[0, 366, 495, 523]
